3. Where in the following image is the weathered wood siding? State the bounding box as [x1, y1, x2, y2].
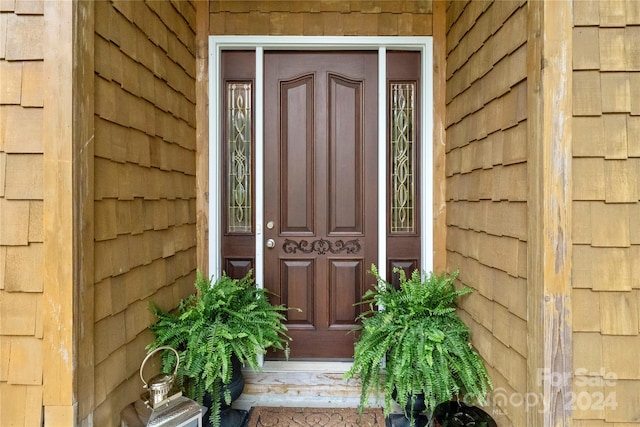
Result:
[9, 0, 639, 425]
[1, 1, 198, 424]
[209, 0, 433, 36]
[91, 1, 198, 424]
[572, 1, 640, 424]
[0, 1, 46, 425]
[445, 2, 528, 425]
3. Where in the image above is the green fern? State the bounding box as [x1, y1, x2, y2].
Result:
[344, 265, 492, 424]
[148, 270, 294, 427]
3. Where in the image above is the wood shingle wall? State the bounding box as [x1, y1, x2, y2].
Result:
[445, 1, 528, 425]
[8, 0, 639, 424]
[209, 0, 433, 35]
[3, 1, 198, 425]
[573, 1, 640, 424]
[0, 0, 45, 425]
[91, 1, 197, 425]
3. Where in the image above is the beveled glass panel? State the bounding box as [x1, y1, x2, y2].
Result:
[390, 83, 415, 233]
[227, 82, 252, 233]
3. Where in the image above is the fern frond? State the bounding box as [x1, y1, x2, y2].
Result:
[147, 270, 294, 427]
[344, 265, 492, 424]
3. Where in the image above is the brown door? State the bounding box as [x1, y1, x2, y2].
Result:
[264, 52, 378, 359]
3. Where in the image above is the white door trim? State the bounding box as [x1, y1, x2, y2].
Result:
[209, 36, 433, 285]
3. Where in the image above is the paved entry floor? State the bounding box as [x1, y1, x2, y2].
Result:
[245, 407, 385, 427]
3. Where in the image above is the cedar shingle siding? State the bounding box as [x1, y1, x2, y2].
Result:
[3, 1, 640, 425]
[92, 2, 197, 424]
[1, 0, 198, 425]
[573, 0, 640, 424]
[445, 2, 528, 425]
[209, 0, 433, 36]
[0, 1, 45, 425]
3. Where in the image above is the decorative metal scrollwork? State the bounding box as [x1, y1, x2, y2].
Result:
[283, 238, 361, 255]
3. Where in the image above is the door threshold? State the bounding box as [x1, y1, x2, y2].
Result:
[257, 360, 354, 373]
[235, 360, 373, 411]
[233, 396, 366, 410]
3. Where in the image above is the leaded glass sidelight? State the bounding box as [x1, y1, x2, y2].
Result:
[227, 82, 252, 233]
[390, 83, 415, 233]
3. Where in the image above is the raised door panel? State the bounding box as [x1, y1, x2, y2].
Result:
[329, 75, 364, 235]
[329, 259, 363, 328]
[281, 76, 314, 234]
[281, 259, 315, 328]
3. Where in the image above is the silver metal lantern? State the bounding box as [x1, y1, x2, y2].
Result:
[121, 346, 204, 427]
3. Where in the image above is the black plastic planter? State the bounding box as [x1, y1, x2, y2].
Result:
[202, 357, 247, 427]
[386, 391, 429, 427]
[432, 401, 496, 427]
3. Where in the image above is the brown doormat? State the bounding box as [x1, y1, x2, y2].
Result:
[245, 407, 386, 427]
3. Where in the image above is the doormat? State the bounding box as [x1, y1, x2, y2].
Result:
[245, 407, 386, 427]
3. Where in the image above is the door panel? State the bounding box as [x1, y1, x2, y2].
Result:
[281, 259, 314, 327]
[329, 75, 363, 234]
[264, 52, 378, 359]
[329, 259, 362, 328]
[281, 76, 314, 234]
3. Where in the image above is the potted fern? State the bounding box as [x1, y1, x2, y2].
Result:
[344, 265, 492, 426]
[148, 271, 293, 427]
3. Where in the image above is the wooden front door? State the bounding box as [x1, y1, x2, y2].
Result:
[263, 52, 378, 359]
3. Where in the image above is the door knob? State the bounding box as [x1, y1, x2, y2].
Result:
[266, 238, 276, 248]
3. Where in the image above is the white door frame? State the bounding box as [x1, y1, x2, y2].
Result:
[208, 36, 433, 288]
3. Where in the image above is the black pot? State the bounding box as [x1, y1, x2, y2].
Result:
[387, 390, 429, 427]
[223, 355, 245, 408]
[432, 401, 496, 427]
[202, 356, 247, 427]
